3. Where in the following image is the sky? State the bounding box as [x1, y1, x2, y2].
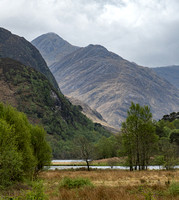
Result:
[0, 0, 179, 67]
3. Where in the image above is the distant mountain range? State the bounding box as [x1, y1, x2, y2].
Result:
[32, 33, 79, 66]
[152, 66, 179, 89]
[32, 33, 179, 129]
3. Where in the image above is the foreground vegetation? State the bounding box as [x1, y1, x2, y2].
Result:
[0, 103, 51, 187]
[0, 169, 179, 199]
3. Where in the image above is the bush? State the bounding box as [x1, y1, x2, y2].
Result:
[25, 180, 47, 200]
[59, 177, 93, 189]
[167, 182, 179, 196]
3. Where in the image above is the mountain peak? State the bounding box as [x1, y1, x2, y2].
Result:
[79, 44, 121, 60]
[32, 33, 79, 65]
[0, 27, 59, 89]
[32, 32, 65, 44]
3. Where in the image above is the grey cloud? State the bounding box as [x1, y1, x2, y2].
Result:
[0, 0, 179, 67]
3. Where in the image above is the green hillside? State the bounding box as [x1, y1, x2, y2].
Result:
[0, 58, 111, 158]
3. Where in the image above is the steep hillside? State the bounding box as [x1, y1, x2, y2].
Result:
[0, 58, 111, 158]
[67, 96, 119, 133]
[153, 66, 179, 89]
[50, 44, 179, 129]
[31, 33, 79, 66]
[0, 27, 58, 89]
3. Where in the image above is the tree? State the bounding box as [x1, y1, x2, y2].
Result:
[0, 103, 52, 186]
[158, 137, 178, 170]
[0, 119, 23, 186]
[121, 102, 158, 170]
[94, 136, 119, 159]
[74, 136, 94, 171]
[170, 129, 179, 156]
[30, 125, 52, 176]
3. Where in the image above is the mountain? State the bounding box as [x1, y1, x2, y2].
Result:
[0, 27, 58, 89]
[0, 58, 111, 158]
[152, 66, 179, 89]
[31, 33, 79, 66]
[49, 44, 179, 129]
[67, 96, 119, 133]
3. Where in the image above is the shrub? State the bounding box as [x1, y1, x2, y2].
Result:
[59, 177, 93, 189]
[25, 180, 47, 200]
[167, 182, 179, 196]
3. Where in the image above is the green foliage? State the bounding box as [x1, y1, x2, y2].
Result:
[1, 59, 111, 158]
[167, 182, 179, 196]
[121, 102, 158, 170]
[0, 103, 52, 187]
[153, 155, 165, 167]
[59, 177, 93, 189]
[158, 137, 178, 169]
[30, 126, 52, 174]
[170, 129, 179, 145]
[95, 136, 119, 159]
[25, 180, 47, 200]
[0, 119, 23, 187]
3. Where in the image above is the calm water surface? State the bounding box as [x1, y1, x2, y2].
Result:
[50, 160, 179, 170]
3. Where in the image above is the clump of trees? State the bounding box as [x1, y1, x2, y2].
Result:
[121, 102, 158, 171]
[154, 113, 179, 169]
[74, 103, 178, 171]
[120, 103, 179, 170]
[0, 103, 51, 187]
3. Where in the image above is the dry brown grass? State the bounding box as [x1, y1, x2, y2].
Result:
[40, 170, 179, 200]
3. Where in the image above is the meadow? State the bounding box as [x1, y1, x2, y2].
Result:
[40, 169, 179, 200]
[1, 169, 179, 199]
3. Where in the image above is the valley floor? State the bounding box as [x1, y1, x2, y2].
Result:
[1, 170, 179, 200]
[42, 170, 179, 199]
[41, 170, 179, 200]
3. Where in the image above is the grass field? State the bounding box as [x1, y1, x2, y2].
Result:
[1, 169, 179, 199]
[41, 169, 179, 200]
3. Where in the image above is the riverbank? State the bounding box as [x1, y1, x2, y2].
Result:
[51, 157, 126, 166]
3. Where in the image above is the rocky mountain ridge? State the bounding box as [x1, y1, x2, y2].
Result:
[0, 27, 59, 89]
[31, 32, 79, 66]
[32, 33, 179, 129]
[51, 44, 179, 128]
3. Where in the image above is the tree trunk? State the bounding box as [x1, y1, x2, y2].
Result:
[86, 160, 90, 171]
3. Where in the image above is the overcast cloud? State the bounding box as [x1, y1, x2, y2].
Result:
[0, 0, 179, 67]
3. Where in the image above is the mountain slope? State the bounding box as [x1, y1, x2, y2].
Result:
[0, 27, 58, 89]
[67, 96, 119, 133]
[31, 33, 79, 66]
[50, 44, 179, 129]
[152, 66, 179, 89]
[0, 58, 111, 158]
